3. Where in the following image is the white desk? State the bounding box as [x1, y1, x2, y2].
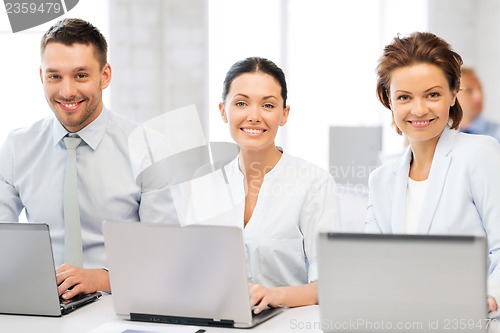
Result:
[2, 294, 500, 333]
[0, 294, 322, 333]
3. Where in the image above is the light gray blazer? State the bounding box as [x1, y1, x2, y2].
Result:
[366, 126, 500, 301]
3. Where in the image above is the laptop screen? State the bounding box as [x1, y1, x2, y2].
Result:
[0, 223, 101, 316]
[318, 233, 488, 332]
[0, 223, 62, 316]
[104, 221, 283, 328]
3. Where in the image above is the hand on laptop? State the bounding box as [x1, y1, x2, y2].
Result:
[249, 283, 284, 314]
[249, 282, 318, 314]
[56, 264, 111, 300]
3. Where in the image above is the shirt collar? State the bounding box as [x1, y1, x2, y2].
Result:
[52, 107, 109, 150]
[393, 126, 456, 175]
[235, 147, 287, 179]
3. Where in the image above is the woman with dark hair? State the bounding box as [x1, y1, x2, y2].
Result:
[218, 57, 340, 312]
[367, 32, 500, 312]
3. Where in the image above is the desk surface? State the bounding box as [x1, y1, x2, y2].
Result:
[2, 294, 500, 333]
[0, 294, 322, 333]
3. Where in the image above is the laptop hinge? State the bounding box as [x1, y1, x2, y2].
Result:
[130, 313, 235, 328]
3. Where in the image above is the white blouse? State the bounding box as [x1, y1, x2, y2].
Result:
[171, 151, 340, 287]
[405, 177, 428, 234]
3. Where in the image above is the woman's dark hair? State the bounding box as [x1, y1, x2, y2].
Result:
[376, 32, 463, 135]
[222, 57, 287, 108]
[40, 18, 108, 69]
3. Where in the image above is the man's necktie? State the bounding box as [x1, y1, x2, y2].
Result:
[63, 136, 83, 267]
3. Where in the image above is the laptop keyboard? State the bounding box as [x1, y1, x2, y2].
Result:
[252, 306, 276, 317]
[59, 293, 92, 305]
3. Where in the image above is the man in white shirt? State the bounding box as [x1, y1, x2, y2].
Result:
[0, 18, 176, 300]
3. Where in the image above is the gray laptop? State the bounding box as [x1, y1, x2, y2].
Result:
[103, 221, 284, 328]
[0, 223, 101, 316]
[318, 233, 488, 333]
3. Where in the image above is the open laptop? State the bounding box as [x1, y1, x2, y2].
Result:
[0, 223, 101, 316]
[318, 233, 488, 333]
[103, 221, 284, 328]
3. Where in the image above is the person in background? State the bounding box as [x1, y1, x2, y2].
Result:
[458, 66, 500, 141]
[366, 32, 500, 313]
[0, 18, 176, 300]
[213, 57, 339, 313]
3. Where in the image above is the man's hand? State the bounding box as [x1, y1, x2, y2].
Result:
[56, 264, 110, 300]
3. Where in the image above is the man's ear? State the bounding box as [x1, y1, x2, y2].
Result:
[100, 63, 112, 90]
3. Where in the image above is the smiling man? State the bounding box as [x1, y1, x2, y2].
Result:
[41, 41, 109, 133]
[0, 18, 176, 300]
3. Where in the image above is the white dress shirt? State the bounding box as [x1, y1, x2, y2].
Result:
[176, 151, 340, 288]
[0, 108, 177, 268]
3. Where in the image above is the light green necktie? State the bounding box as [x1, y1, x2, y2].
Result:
[63, 136, 83, 267]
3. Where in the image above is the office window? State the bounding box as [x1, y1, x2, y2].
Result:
[208, 0, 283, 144]
[208, 0, 428, 170]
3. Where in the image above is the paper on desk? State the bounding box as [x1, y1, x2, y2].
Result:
[88, 321, 202, 333]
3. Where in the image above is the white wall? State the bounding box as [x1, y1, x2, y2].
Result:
[109, 0, 208, 129]
[429, 0, 500, 123]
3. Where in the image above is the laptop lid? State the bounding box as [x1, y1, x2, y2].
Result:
[103, 221, 283, 328]
[0, 223, 101, 316]
[317, 233, 488, 333]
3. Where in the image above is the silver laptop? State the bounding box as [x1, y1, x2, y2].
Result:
[318, 233, 488, 333]
[0, 223, 101, 316]
[103, 221, 283, 328]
